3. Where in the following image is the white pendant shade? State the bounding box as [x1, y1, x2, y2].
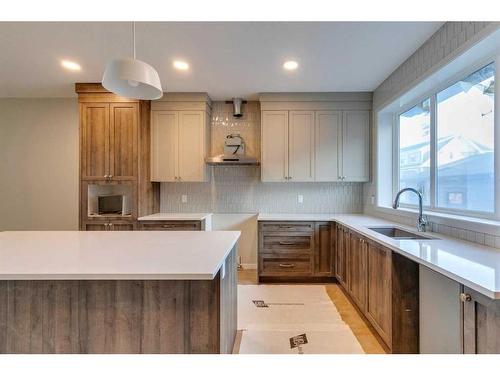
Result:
[102, 58, 163, 100]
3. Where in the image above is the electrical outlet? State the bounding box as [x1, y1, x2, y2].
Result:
[297, 195, 304, 204]
[181, 195, 188, 203]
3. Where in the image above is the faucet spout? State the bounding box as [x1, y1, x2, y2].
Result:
[393, 188, 428, 232]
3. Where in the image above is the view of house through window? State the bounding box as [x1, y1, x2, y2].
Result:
[399, 98, 431, 206]
[397, 62, 495, 215]
[436, 63, 495, 212]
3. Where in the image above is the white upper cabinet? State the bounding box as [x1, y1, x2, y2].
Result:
[288, 111, 315, 182]
[315, 111, 341, 182]
[261, 111, 288, 182]
[151, 111, 178, 182]
[341, 110, 370, 182]
[261, 107, 370, 183]
[178, 111, 206, 182]
[151, 109, 208, 182]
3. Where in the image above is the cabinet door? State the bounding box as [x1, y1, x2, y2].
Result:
[81, 103, 110, 180]
[288, 111, 315, 182]
[335, 226, 347, 286]
[463, 287, 500, 353]
[341, 110, 370, 182]
[366, 241, 392, 346]
[314, 222, 334, 276]
[315, 111, 341, 181]
[109, 222, 135, 231]
[261, 111, 288, 182]
[151, 111, 178, 182]
[109, 103, 138, 180]
[84, 222, 108, 231]
[348, 232, 368, 311]
[178, 111, 206, 182]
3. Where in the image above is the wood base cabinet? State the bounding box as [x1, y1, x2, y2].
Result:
[462, 287, 500, 353]
[258, 221, 335, 282]
[336, 224, 419, 353]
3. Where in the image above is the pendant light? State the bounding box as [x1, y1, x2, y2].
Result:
[102, 22, 163, 100]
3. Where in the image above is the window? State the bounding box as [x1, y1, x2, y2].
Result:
[395, 62, 496, 217]
[398, 99, 431, 206]
[436, 63, 495, 213]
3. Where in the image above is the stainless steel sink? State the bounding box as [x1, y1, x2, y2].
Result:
[367, 226, 435, 240]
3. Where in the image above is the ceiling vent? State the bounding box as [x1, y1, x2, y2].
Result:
[226, 98, 247, 118]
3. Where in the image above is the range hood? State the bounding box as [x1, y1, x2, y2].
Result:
[206, 133, 259, 166]
[205, 155, 260, 166]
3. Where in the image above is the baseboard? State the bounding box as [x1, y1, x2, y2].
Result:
[240, 263, 257, 270]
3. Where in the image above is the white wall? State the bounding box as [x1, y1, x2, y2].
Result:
[0, 98, 79, 230]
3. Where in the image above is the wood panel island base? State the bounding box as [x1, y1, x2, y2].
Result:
[0, 231, 239, 354]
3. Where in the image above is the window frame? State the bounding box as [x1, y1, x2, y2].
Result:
[393, 57, 498, 220]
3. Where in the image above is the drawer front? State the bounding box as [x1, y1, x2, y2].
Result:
[261, 233, 313, 253]
[259, 255, 312, 276]
[139, 221, 201, 231]
[260, 221, 315, 232]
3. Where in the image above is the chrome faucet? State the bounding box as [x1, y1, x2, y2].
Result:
[393, 188, 428, 232]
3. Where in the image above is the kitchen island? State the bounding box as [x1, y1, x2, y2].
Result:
[0, 231, 240, 354]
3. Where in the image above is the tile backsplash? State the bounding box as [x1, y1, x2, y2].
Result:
[160, 166, 364, 214]
[160, 100, 365, 214]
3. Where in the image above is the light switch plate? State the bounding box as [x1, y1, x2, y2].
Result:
[297, 195, 304, 204]
[181, 195, 188, 203]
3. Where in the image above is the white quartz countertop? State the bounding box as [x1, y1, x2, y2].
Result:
[138, 213, 212, 221]
[259, 213, 500, 299]
[0, 231, 240, 280]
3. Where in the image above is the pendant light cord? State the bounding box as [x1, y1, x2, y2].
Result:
[132, 21, 136, 59]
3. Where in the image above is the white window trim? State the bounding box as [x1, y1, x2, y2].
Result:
[392, 56, 498, 221]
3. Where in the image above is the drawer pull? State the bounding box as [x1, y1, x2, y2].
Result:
[278, 225, 293, 229]
[162, 225, 176, 228]
[279, 241, 296, 245]
[279, 263, 295, 268]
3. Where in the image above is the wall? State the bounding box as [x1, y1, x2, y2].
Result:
[0, 98, 79, 230]
[364, 21, 500, 248]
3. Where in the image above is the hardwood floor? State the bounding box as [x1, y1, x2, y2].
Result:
[237, 269, 387, 354]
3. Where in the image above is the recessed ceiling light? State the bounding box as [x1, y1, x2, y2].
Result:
[61, 60, 81, 71]
[173, 60, 189, 71]
[283, 60, 298, 71]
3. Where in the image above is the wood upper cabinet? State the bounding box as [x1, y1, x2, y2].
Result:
[348, 231, 368, 311]
[151, 110, 207, 182]
[341, 110, 370, 182]
[81, 102, 138, 181]
[288, 111, 315, 182]
[109, 103, 138, 180]
[313, 222, 334, 276]
[81, 103, 110, 180]
[463, 286, 500, 354]
[261, 111, 289, 182]
[366, 240, 392, 346]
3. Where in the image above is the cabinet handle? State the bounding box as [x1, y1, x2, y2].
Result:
[460, 293, 472, 303]
[279, 263, 295, 268]
[279, 241, 295, 245]
[108, 175, 113, 179]
[104, 174, 109, 179]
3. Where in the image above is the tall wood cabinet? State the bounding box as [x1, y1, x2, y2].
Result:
[150, 93, 211, 182]
[76, 83, 160, 231]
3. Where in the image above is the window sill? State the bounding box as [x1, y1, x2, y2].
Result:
[373, 205, 500, 237]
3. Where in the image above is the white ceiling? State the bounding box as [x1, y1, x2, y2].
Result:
[0, 22, 443, 99]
